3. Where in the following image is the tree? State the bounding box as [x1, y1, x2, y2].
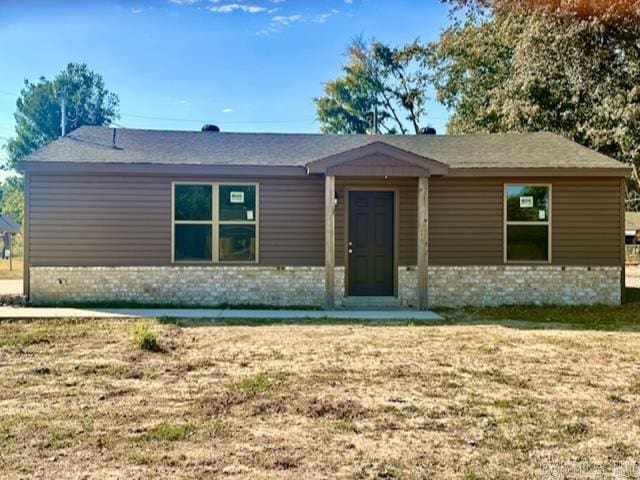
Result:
[429, 0, 640, 204]
[316, 37, 431, 134]
[4, 63, 119, 171]
[0, 176, 24, 224]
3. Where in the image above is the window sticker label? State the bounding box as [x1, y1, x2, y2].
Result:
[519, 196, 533, 208]
[230, 191, 245, 203]
[247, 210, 254, 221]
[538, 210, 546, 220]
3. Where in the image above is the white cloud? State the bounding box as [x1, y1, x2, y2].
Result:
[131, 7, 143, 14]
[222, 108, 233, 113]
[344, 0, 353, 3]
[269, 0, 286, 3]
[313, 10, 339, 23]
[169, 0, 200, 4]
[209, 3, 267, 13]
[313, 13, 331, 23]
[272, 14, 301, 25]
[258, 7, 341, 35]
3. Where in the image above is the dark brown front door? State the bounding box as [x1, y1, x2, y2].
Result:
[348, 191, 394, 296]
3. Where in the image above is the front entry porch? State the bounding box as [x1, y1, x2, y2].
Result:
[306, 141, 450, 311]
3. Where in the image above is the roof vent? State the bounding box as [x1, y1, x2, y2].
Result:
[419, 127, 436, 135]
[201, 124, 220, 132]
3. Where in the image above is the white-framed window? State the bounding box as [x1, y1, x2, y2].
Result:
[172, 182, 259, 263]
[504, 183, 551, 263]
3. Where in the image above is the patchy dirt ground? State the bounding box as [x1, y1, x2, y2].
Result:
[1, 319, 640, 479]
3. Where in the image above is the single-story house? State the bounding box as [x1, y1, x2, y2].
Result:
[21, 126, 630, 308]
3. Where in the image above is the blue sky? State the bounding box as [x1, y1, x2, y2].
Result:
[0, 0, 453, 174]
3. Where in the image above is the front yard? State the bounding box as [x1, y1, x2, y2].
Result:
[1, 316, 640, 479]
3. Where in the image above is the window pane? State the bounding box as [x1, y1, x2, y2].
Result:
[507, 225, 549, 261]
[219, 185, 256, 222]
[506, 185, 549, 222]
[219, 225, 255, 261]
[175, 224, 211, 261]
[175, 185, 212, 221]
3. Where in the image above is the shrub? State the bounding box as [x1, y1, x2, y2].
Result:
[132, 321, 160, 352]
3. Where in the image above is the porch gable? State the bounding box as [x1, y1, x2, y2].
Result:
[306, 141, 449, 177]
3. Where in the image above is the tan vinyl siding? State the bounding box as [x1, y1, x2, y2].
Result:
[27, 172, 623, 268]
[429, 177, 503, 265]
[28, 174, 324, 267]
[429, 177, 622, 266]
[552, 178, 622, 265]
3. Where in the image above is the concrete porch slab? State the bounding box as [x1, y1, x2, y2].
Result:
[0, 306, 443, 321]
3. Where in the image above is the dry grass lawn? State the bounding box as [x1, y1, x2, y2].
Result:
[1, 318, 640, 479]
[0, 257, 23, 280]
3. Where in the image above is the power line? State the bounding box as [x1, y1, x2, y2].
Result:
[120, 112, 317, 125]
[0, 90, 17, 96]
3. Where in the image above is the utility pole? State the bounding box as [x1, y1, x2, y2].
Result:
[373, 104, 378, 134]
[60, 94, 66, 137]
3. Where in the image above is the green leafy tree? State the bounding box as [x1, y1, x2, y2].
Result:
[5, 63, 119, 171]
[0, 175, 24, 224]
[429, 0, 640, 204]
[316, 37, 431, 134]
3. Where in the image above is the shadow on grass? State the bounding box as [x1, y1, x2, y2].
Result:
[432, 288, 640, 332]
[18, 289, 640, 333]
[156, 289, 640, 332]
[156, 315, 640, 332]
[157, 317, 439, 328]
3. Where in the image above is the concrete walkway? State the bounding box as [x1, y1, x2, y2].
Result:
[0, 306, 443, 321]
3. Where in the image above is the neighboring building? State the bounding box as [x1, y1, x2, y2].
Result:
[21, 126, 630, 308]
[0, 214, 20, 260]
[626, 211, 640, 244]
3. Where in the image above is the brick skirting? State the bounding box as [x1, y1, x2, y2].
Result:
[29, 265, 621, 307]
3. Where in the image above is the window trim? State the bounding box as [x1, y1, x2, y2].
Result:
[503, 183, 552, 264]
[171, 181, 259, 264]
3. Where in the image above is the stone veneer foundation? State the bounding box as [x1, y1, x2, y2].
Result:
[426, 265, 622, 307]
[29, 265, 621, 307]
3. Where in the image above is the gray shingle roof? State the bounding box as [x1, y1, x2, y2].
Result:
[22, 125, 628, 170]
[0, 215, 20, 233]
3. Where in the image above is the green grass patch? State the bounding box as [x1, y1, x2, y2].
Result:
[132, 321, 161, 352]
[202, 420, 231, 437]
[161, 317, 435, 327]
[0, 329, 50, 348]
[336, 421, 359, 433]
[227, 373, 271, 393]
[466, 368, 529, 389]
[629, 381, 640, 395]
[624, 287, 640, 303]
[143, 422, 194, 442]
[438, 301, 640, 331]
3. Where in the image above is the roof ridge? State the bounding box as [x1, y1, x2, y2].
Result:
[75, 125, 558, 138]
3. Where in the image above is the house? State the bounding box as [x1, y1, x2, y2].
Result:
[625, 211, 640, 244]
[21, 126, 630, 308]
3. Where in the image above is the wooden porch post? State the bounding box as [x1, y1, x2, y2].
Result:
[417, 176, 429, 310]
[325, 175, 336, 310]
